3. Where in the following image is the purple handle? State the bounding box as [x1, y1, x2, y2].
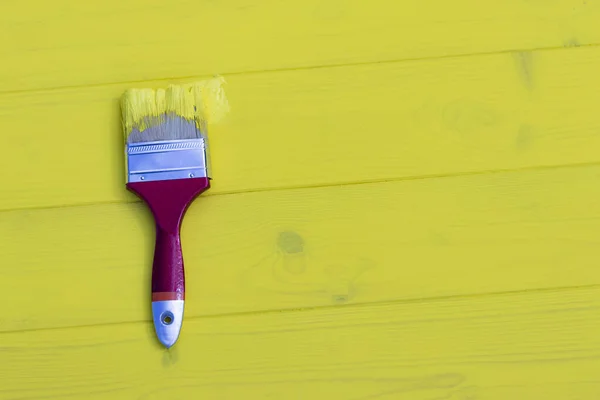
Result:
[127, 177, 210, 301]
[152, 226, 185, 299]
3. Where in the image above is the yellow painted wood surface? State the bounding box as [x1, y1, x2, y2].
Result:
[2, 287, 600, 398]
[4, 46, 600, 211]
[3, 164, 600, 333]
[1, 0, 600, 398]
[1, 0, 599, 92]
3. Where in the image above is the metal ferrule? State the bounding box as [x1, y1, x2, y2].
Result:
[126, 139, 210, 183]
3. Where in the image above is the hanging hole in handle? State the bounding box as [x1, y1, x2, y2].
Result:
[161, 311, 174, 325]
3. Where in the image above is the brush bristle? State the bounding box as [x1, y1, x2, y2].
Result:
[121, 77, 230, 144]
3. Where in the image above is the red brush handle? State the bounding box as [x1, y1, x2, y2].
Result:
[150, 223, 186, 299]
[127, 177, 209, 346]
[127, 177, 209, 298]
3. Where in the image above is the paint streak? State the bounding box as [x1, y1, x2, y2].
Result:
[564, 38, 581, 48]
[515, 124, 534, 152]
[161, 346, 180, 367]
[441, 100, 498, 135]
[354, 373, 465, 400]
[513, 51, 534, 90]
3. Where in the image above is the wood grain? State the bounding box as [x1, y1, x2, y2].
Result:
[3, 46, 600, 211]
[1, 286, 599, 399]
[2, 0, 600, 397]
[1, 0, 599, 92]
[2, 164, 600, 333]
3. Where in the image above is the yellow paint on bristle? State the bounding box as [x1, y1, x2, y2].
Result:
[120, 76, 230, 140]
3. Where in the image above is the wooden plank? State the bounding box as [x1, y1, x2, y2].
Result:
[1, 0, 599, 92]
[2, 164, 600, 332]
[3, 46, 600, 211]
[1, 287, 600, 399]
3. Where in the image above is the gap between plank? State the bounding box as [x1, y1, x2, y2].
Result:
[2, 281, 600, 337]
[0, 43, 598, 97]
[2, 159, 600, 215]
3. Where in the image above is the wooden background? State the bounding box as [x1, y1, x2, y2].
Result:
[1, 0, 600, 398]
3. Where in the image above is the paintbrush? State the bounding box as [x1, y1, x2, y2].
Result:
[120, 77, 229, 348]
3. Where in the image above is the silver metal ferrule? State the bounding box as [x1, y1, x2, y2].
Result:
[126, 139, 210, 183]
